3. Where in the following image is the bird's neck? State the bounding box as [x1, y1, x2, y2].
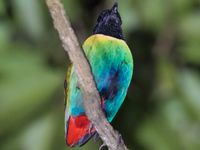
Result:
[93, 22, 123, 40]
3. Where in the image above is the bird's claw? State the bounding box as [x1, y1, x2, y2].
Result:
[99, 142, 107, 150]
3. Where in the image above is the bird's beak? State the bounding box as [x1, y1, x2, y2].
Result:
[111, 2, 118, 14]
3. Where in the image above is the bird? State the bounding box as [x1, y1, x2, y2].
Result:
[64, 2, 134, 147]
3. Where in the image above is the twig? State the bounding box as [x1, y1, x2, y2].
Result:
[45, 0, 128, 149]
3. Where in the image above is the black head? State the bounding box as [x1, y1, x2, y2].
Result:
[93, 3, 123, 39]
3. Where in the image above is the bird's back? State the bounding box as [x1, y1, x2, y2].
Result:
[65, 34, 133, 146]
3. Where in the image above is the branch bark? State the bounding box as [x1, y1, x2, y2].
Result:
[46, 0, 128, 149]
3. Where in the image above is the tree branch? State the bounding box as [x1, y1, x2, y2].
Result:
[45, 0, 128, 149]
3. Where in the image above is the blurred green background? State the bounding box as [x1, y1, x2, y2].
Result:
[0, 0, 200, 150]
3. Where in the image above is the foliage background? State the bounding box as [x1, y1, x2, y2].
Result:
[0, 0, 200, 150]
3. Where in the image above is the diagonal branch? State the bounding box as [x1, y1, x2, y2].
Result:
[46, 0, 128, 149]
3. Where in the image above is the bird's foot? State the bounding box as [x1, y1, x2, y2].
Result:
[88, 123, 94, 134]
[115, 130, 124, 147]
[93, 132, 99, 142]
[99, 142, 107, 150]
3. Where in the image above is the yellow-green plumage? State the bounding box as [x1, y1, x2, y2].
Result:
[65, 34, 133, 146]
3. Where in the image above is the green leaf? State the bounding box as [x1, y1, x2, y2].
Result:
[13, 0, 45, 39]
[177, 70, 200, 118]
[137, 0, 167, 31]
[0, 22, 12, 47]
[0, 0, 5, 15]
[178, 41, 200, 65]
[118, 0, 140, 33]
[178, 12, 200, 42]
[0, 45, 62, 136]
[0, 112, 57, 150]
